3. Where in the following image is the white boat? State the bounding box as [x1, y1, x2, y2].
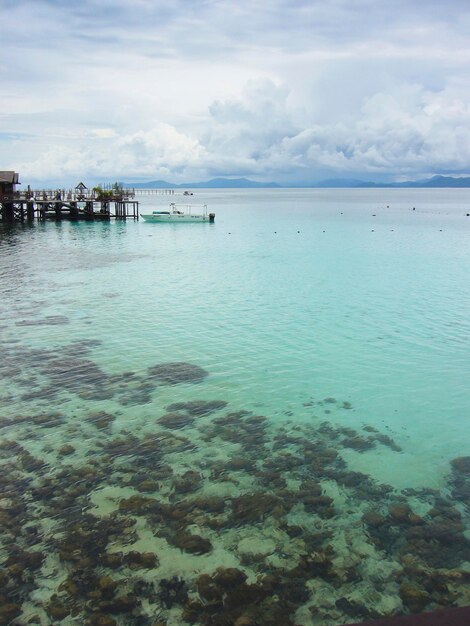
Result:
[140, 203, 214, 223]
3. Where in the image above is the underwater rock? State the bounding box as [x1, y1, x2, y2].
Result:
[182, 599, 209, 623]
[288, 548, 336, 581]
[56, 514, 137, 566]
[18, 451, 47, 472]
[228, 457, 256, 472]
[100, 553, 124, 569]
[169, 531, 212, 554]
[0, 604, 21, 625]
[118, 495, 162, 515]
[300, 494, 335, 518]
[254, 470, 287, 489]
[299, 479, 322, 496]
[196, 573, 223, 603]
[171, 470, 202, 494]
[373, 433, 402, 452]
[231, 493, 284, 524]
[98, 593, 139, 614]
[158, 412, 195, 429]
[135, 479, 159, 493]
[27, 412, 65, 427]
[166, 399, 227, 416]
[158, 576, 188, 608]
[450, 456, 470, 474]
[284, 524, 304, 538]
[213, 568, 248, 589]
[223, 581, 269, 610]
[190, 570, 296, 626]
[147, 362, 208, 385]
[46, 356, 110, 390]
[59, 444, 75, 456]
[87, 616, 118, 626]
[98, 576, 119, 596]
[86, 411, 116, 430]
[335, 597, 370, 619]
[46, 599, 70, 620]
[104, 434, 150, 459]
[5, 548, 45, 571]
[341, 436, 375, 451]
[388, 503, 421, 525]
[212, 410, 252, 425]
[362, 511, 386, 528]
[209, 412, 268, 449]
[123, 551, 158, 569]
[195, 497, 227, 513]
[399, 581, 431, 612]
[155, 431, 197, 453]
[410, 519, 466, 544]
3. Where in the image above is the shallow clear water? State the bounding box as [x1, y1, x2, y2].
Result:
[1, 188, 469, 625]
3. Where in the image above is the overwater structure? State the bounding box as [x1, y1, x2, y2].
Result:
[0, 173, 139, 222]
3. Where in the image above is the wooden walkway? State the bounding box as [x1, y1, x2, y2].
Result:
[0, 190, 139, 222]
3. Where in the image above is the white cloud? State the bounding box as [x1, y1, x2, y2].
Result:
[3, 0, 470, 183]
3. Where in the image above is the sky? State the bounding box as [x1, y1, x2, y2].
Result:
[2, 0, 470, 186]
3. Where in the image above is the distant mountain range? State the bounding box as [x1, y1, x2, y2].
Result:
[123, 175, 470, 189]
[328, 175, 470, 188]
[123, 177, 281, 189]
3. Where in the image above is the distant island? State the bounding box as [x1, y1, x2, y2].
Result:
[123, 177, 281, 189]
[326, 175, 470, 189]
[122, 175, 470, 189]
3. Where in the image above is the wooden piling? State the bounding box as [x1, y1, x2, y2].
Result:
[1, 185, 140, 223]
[26, 201, 35, 222]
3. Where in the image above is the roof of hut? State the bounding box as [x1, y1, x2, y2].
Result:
[0, 171, 20, 184]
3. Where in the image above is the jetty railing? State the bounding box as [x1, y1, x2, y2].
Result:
[0, 188, 139, 222]
[6, 188, 136, 202]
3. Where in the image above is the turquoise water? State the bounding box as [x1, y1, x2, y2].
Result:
[1, 189, 469, 625]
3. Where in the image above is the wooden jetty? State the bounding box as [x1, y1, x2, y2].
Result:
[0, 173, 139, 223]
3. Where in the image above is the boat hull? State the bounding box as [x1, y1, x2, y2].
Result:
[140, 214, 211, 223]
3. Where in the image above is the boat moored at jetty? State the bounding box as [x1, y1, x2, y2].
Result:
[140, 203, 215, 223]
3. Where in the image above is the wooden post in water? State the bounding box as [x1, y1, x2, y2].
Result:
[69, 202, 79, 220]
[26, 201, 35, 222]
[2, 202, 14, 222]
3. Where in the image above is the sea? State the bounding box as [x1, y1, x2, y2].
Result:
[0, 188, 469, 625]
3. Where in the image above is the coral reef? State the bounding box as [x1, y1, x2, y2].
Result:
[0, 342, 468, 625]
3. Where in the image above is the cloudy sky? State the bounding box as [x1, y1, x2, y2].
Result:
[2, 0, 470, 185]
